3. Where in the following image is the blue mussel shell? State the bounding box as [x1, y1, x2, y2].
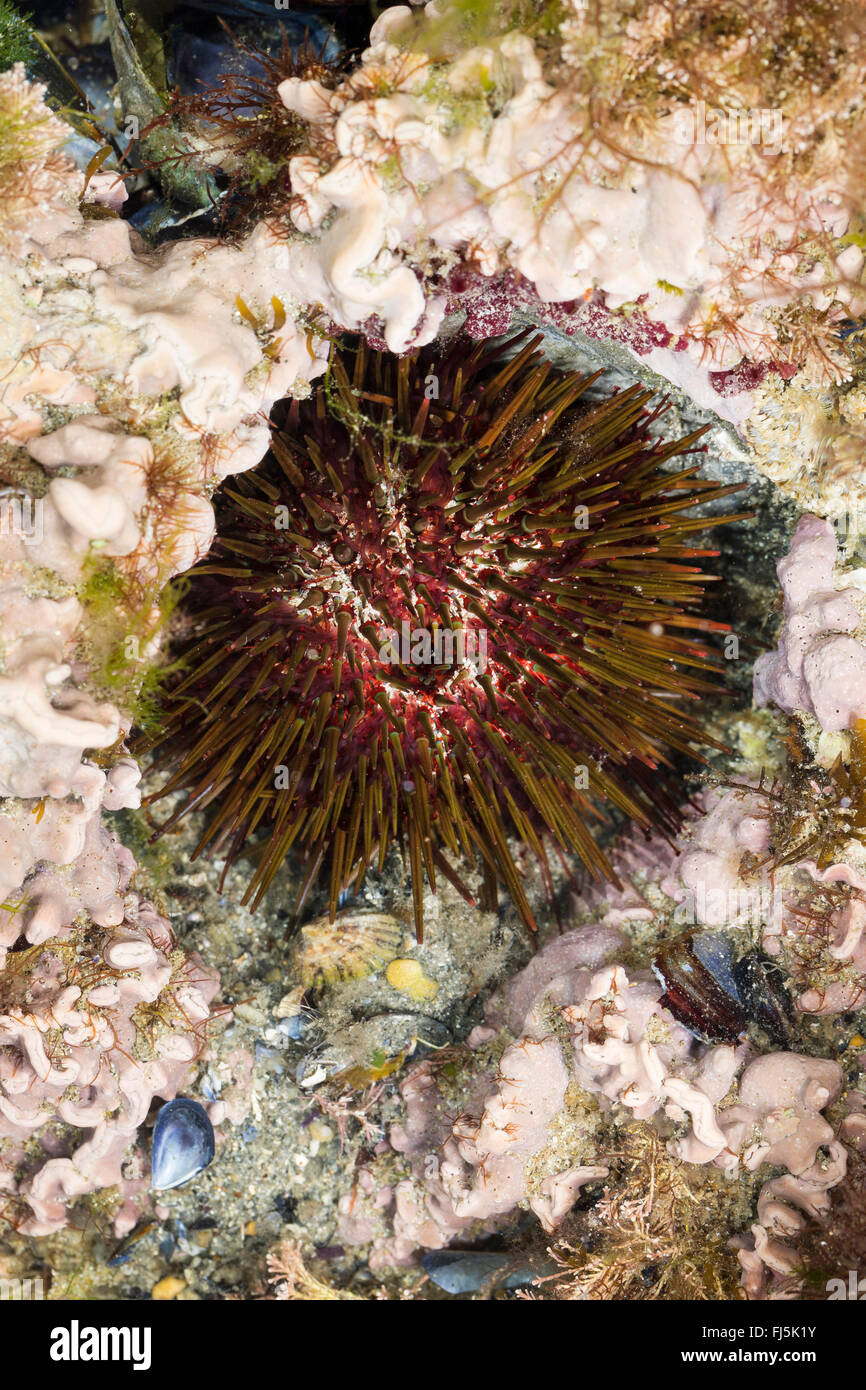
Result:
[151, 1098, 215, 1191]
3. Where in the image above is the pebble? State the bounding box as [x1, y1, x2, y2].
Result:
[152, 1275, 186, 1301]
[235, 1001, 267, 1025]
[385, 958, 439, 1002]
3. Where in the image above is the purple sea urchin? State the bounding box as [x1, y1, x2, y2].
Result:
[143, 334, 745, 936]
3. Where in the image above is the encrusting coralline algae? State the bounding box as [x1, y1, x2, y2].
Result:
[280, 4, 864, 382]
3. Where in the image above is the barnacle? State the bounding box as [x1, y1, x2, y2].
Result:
[142, 333, 746, 937]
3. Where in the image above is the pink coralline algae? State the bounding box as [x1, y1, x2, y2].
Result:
[790, 865, 866, 1016]
[659, 787, 774, 930]
[754, 515, 866, 732]
[0, 588, 121, 802]
[584, 771, 866, 1025]
[729, 1058, 847, 1296]
[0, 797, 134, 958]
[0, 64, 76, 256]
[279, 2, 864, 391]
[0, 893, 218, 1236]
[0, 83, 328, 467]
[448, 269, 756, 429]
[0, 70, 234, 1233]
[337, 924, 847, 1294]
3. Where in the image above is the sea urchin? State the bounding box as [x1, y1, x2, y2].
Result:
[143, 333, 744, 935]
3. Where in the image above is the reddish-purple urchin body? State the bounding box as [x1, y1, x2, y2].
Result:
[144, 333, 745, 936]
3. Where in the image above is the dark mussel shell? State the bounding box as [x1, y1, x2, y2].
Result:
[732, 950, 795, 1048]
[151, 1098, 215, 1191]
[654, 932, 796, 1046]
[653, 932, 747, 1043]
[421, 1251, 559, 1294]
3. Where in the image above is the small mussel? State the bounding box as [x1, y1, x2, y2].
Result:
[151, 1098, 215, 1191]
[654, 932, 795, 1046]
[732, 950, 794, 1048]
[421, 1250, 558, 1295]
[653, 931, 746, 1042]
[107, 1219, 158, 1267]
